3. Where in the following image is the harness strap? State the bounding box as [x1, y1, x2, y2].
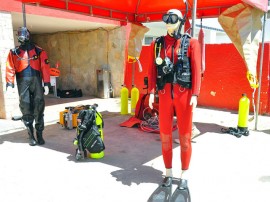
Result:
[155, 36, 163, 58]
[221, 127, 249, 138]
[154, 34, 191, 90]
[178, 33, 191, 66]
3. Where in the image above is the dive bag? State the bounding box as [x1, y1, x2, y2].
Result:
[76, 104, 105, 155]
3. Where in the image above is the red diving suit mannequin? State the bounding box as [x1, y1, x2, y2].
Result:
[6, 27, 50, 146]
[148, 9, 201, 189]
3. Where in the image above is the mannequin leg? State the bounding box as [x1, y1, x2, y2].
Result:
[159, 84, 174, 173]
[173, 86, 193, 173]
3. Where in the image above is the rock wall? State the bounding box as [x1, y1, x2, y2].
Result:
[32, 27, 126, 97]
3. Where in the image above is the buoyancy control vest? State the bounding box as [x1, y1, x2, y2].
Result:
[154, 33, 191, 90]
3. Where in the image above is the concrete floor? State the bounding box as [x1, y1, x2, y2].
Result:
[0, 95, 270, 202]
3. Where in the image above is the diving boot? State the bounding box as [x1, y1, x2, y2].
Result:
[36, 132, 45, 145]
[162, 176, 173, 187]
[27, 125, 37, 146]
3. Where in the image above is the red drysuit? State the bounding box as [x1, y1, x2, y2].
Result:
[6, 43, 50, 134]
[148, 34, 201, 170]
[6, 44, 50, 86]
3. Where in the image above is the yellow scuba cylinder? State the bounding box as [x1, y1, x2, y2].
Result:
[120, 84, 129, 115]
[89, 111, 104, 159]
[238, 93, 250, 131]
[130, 85, 139, 115]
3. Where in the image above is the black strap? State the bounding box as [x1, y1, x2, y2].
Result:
[178, 33, 191, 63]
[155, 36, 164, 58]
[221, 127, 249, 138]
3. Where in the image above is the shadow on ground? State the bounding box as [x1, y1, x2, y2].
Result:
[192, 121, 226, 140]
[260, 129, 270, 135]
[0, 112, 231, 186]
[1, 118, 227, 164]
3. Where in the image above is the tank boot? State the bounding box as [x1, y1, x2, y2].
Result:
[36, 132, 45, 145]
[27, 125, 37, 146]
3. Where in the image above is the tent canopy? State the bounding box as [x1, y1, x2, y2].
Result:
[19, 0, 243, 23]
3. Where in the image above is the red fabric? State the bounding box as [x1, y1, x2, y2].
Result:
[18, 0, 244, 22]
[135, 94, 149, 120]
[134, 43, 270, 115]
[6, 45, 51, 85]
[198, 28, 205, 74]
[198, 43, 270, 114]
[119, 116, 142, 127]
[124, 45, 152, 94]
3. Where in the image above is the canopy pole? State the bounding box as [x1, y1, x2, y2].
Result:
[22, 3, 27, 27]
[255, 11, 267, 130]
[191, 0, 197, 37]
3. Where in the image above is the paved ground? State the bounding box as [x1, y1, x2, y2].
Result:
[0, 95, 270, 202]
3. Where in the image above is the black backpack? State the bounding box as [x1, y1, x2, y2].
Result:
[77, 108, 105, 153]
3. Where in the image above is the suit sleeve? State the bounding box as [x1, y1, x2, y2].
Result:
[148, 41, 157, 94]
[189, 38, 202, 96]
[39, 50, 51, 86]
[6, 50, 16, 88]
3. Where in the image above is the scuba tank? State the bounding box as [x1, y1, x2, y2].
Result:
[221, 94, 250, 138]
[130, 85, 139, 115]
[120, 84, 129, 115]
[237, 93, 250, 132]
[74, 104, 105, 160]
[64, 107, 73, 130]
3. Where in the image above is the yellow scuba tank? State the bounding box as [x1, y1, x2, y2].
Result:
[130, 85, 139, 115]
[238, 93, 250, 131]
[89, 111, 104, 159]
[120, 84, 129, 115]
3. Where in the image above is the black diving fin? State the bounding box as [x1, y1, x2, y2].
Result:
[171, 179, 191, 202]
[148, 177, 173, 202]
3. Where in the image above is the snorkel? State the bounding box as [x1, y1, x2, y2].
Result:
[173, 0, 189, 39]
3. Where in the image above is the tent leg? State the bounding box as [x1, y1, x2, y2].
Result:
[255, 12, 267, 130]
[191, 0, 197, 37]
[22, 3, 27, 27]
